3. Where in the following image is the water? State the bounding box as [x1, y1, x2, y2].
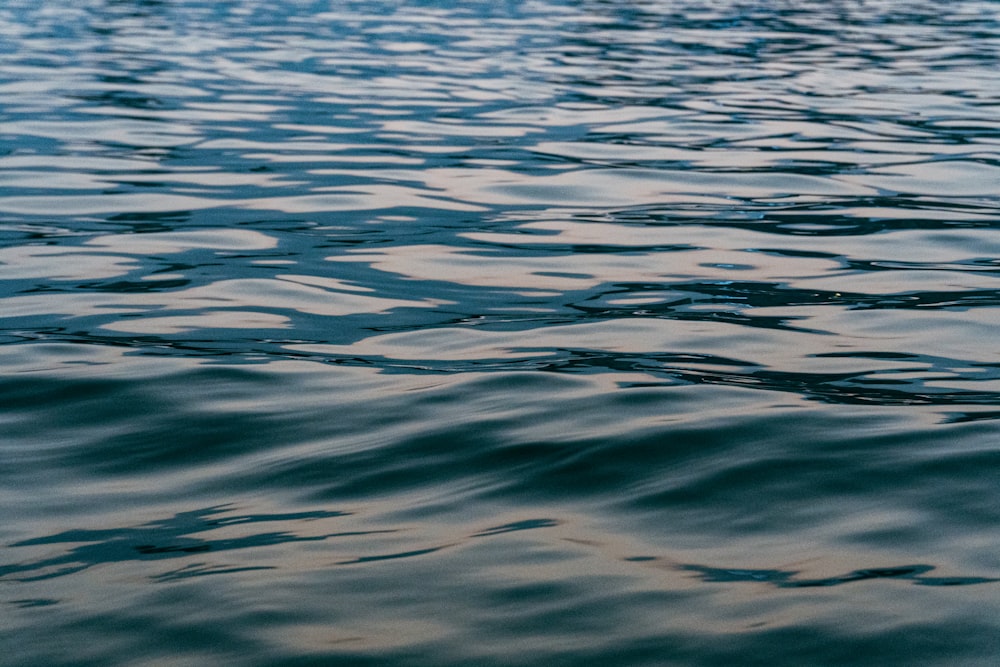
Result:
[2, 0, 999, 664]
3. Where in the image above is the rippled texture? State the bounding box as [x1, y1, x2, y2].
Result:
[2, 1, 1000, 665]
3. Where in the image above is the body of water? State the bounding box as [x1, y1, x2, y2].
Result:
[2, 1, 1000, 664]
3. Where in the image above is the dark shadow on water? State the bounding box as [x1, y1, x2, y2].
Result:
[472, 518, 561, 537]
[674, 562, 1000, 588]
[0, 505, 391, 582]
[941, 410, 1000, 424]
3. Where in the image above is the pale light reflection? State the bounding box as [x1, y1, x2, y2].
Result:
[101, 311, 291, 334]
[0, 245, 140, 281]
[5, 278, 443, 323]
[329, 242, 840, 291]
[85, 229, 279, 253]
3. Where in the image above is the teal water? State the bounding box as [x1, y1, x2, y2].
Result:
[2, 1, 1000, 665]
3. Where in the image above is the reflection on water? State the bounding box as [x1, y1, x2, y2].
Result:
[2, 506, 351, 581]
[676, 562, 1000, 588]
[2, 0, 999, 665]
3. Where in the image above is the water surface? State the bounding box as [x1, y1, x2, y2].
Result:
[2, 1, 1000, 665]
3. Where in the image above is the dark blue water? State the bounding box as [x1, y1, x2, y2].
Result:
[2, 1, 1000, 664]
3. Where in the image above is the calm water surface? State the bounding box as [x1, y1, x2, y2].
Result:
[2, 1, 1000, 664]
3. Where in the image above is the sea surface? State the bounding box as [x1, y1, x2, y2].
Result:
[2, 1, 999, 665]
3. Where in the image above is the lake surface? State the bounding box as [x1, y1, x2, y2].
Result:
[2, 0, 999, 664]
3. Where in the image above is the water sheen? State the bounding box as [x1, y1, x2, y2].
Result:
[2, 1, 999, 665]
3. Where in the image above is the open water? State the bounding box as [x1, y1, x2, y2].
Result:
[2, 1, 1000, 665]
